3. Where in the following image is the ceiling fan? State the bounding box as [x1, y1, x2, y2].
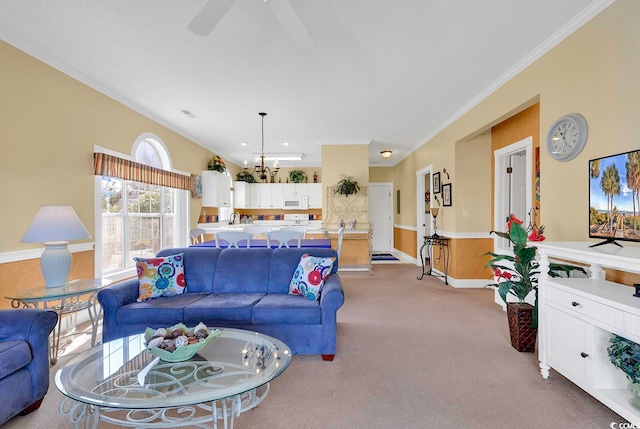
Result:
[188, 0, 315, 52]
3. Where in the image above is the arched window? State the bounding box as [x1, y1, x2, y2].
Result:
[96, 134, 188, 280]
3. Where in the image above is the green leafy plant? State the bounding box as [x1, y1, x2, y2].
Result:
[289, 170, 306, 183]
[235, 170, 257, 183]
[608, 335, 640, 384]
[334, 174, 360, 197]
[484, 214, 586, 327]
[207, 155, 226, 173]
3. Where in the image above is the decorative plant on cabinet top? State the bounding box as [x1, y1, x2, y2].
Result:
[236, 170, 257, 183]
[289, 170, 306, 183]
[208, 155, 226, 173]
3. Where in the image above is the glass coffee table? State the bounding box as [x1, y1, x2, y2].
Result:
[55, 328, 291, 429]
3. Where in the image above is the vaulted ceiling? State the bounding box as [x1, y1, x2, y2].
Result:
[0, 0, 607, 168]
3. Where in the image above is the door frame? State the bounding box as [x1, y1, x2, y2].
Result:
[494, 137, 533, 253]
[416, 165, 434, 262]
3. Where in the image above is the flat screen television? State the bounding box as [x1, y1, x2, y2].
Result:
[589, 149, 640, 247]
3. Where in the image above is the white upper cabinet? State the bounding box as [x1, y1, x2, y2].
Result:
[202, 171, 231, 207]
[308, 183, 322, 208]
[282, 183, 308, 195]
[233, 182, 321, 209]
[233, 181, 250, 208]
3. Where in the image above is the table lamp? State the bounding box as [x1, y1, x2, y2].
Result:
[21, 205, 91, 287]
[431, 207, 440, 238]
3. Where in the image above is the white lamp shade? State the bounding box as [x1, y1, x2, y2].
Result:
[21, 206, 90, 287]
[21, 206, 90, 243]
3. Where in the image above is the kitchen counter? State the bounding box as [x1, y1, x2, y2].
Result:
[197, 220, 324, 233]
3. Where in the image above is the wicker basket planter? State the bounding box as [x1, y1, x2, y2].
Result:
[507, 303, 537, 353]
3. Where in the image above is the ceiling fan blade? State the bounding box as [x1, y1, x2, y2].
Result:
[269, 0, 315, 52]
[188, 0, 235, 36]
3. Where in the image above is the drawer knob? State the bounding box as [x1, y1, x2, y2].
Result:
[571, 301, 580, 307]
[580, 352, 589, 358]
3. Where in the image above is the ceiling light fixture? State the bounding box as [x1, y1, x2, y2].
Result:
[247, 112, 279, 182]
[380, 150, 393, 159]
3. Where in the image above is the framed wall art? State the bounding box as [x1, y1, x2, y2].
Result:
[191, 174, 202, 198]
[442, 183, 452, 207]
[433, 172, 441, 194]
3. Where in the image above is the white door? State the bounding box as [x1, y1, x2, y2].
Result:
[369, 183, 393, 253]
[509, 153, 527, 223]
[424, 173, 432, 237]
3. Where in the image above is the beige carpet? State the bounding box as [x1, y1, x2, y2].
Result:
[4, 264, 625, 428]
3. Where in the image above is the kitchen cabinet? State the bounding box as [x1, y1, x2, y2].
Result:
[282, 183, 307, 195]
[202, 171, 231, 208]
[536, 242, 640, 423]
[233, 181, 251, 209]
[308, 183, 322, 208]
[244, 183, 283, 208]
[235, 183, 321, 209]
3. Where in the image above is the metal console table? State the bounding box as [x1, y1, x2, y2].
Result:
[417, 235, 450, 284]
[5, 278, 111, 365]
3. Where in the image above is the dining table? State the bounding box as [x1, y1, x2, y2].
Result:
[192, 238, 332, 249]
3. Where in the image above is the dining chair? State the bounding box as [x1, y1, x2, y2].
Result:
[214, 231, 252, 248]
[266, 230, 303, 248]
[189, 228, 207, 245]
[336, 226, 345, 260]
[243, 225, 272, 239]
[280, 225, 307, 239]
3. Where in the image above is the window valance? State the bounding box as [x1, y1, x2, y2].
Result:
[93, 152, 191, 191]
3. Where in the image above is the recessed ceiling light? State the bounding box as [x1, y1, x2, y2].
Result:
[282, 142, 291, 146]
[240, 142, 248, 146]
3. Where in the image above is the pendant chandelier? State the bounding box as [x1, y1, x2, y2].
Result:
[248, 112, 279, 182]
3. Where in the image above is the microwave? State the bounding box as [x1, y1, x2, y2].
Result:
[283, 195, 308, 210]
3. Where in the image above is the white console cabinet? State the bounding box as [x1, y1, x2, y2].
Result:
[536, 242, 640, 423]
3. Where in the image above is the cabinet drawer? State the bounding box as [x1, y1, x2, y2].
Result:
[547, 286, 620, 328]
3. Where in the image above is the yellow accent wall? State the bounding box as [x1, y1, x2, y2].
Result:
[0, 40, 214, 304]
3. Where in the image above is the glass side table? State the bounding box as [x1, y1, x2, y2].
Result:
[5, 279, 112, 365]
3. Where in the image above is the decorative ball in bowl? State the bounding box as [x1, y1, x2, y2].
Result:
[144, 323, 222, 362]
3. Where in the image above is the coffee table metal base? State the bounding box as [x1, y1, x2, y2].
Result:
[59, 384, 269, 429]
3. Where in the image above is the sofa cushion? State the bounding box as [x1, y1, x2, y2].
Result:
[157, 248, 223, 294]
[269, 248, 339, 294]
[134, 253, 186, 301]
[289, 254, 336, 301]
[117, 293, 209, 325]
[252, 294, 321, 324]
[0, 340, 31, 380]
[212, 249, 273, 293]
[184, 293, 265, 325]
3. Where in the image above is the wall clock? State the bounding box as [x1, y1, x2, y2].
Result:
[546, 113, 588, 161]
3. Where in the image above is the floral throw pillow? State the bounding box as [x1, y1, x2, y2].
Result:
[134, 253, 186, 302]
[289, 254, 336, 301]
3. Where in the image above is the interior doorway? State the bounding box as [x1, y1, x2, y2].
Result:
[416, 165, 434, 262]
[369, 183, 393, 253]
[494, 137, 532, 251]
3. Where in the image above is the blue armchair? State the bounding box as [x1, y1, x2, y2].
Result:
[0, 308, 58, 425]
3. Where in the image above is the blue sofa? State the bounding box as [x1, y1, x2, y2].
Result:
[98, 247, 344, 360]
[0, 308, 58, 425]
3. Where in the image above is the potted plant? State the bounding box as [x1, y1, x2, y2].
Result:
[235, 170, 257, 183]
[334, 174, 360, 197]
[289, 170, 306, 183]
[485, 214, 586, 352]
[208, 155, 226, 173]
[608, 335, 640, 409]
